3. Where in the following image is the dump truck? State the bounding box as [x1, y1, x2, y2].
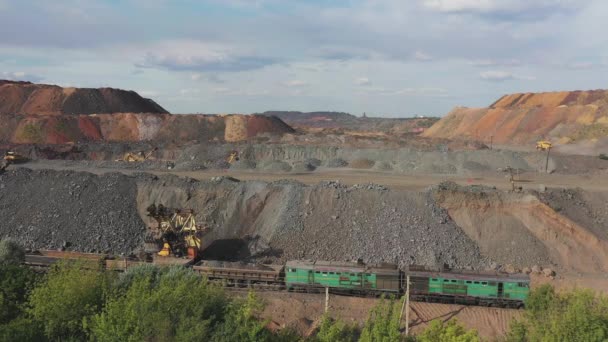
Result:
[536, 141, 552, 151]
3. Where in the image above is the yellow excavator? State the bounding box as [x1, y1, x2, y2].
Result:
[1, 151, 28, 172]
[116, 147, 158, 162]
[145, 204, 211, 259]
[226, 150, 239, 164]
[536, 141, 552, 151]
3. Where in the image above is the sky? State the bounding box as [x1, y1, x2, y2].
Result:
[0, 0, 607, 117]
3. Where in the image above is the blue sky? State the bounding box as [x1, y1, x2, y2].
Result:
[0, 0, 606, 116]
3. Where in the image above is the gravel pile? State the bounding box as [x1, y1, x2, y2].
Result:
[326, 158, 348, 168]
[259, 160, 292, 172]
[0, 168, 146, 255]
[266, 181, 487, 270]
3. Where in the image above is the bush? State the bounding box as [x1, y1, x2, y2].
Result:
[0, 317, 46, 342]
[312, 314, 358, 342]
[28, 261, 111, 341]
[417, 319, 479, 342]
[211, 291, 273, 342]
[0, 264, 38, 324]
[359, 296, 403, 342]
[506, 285, 608, 342]
[0, 239, 25, 265]
[89, 266, 228, 342]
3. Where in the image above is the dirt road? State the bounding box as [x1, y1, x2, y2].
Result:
[19, 160, 608, 192]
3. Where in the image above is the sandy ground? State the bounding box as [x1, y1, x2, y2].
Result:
[250, 291, 521, 340]
[19, 160, 608, 192]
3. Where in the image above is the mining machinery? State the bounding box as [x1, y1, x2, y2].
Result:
[116, 147, 158, 162]
[226, 150, 239, 164]
[536, 140, 552, 151]
[145, 204, 211, 259]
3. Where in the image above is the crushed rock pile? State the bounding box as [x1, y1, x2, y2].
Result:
[0, 168, 145, 254]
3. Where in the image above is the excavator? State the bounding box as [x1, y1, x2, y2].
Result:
[536, 141, 552, 151]
[226, 150, 239, 164]
[1, 151, 28, 172]
[116, 147, 158, 162]
[145, 204, 211, 259]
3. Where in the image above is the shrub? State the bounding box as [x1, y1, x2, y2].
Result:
[28, 261, 110, 340]
[0, 239, 25, 265]
[417, 319, 479, 342]
[359, 296, 403, 342]
[313, 314, 358, 342]
[0, 264, 38, 324]
[89, 266, 228, 342]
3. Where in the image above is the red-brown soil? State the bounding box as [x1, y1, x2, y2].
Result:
[424, 90, 608, 150]
[0, 80, 168, 115]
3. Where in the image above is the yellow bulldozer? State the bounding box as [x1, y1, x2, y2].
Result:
[536, 140, 552, 151]
[145, 204, 211, 259]
[116, 147, 158, 162]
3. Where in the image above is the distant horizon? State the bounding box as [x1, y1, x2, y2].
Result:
[1, 1, 605, 117]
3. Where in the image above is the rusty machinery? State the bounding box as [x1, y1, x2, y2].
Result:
[145, 204, 211, 259]
[1, 151, 28, 172]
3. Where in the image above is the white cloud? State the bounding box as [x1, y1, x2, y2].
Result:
[137, 90, 160, 97]
[421, 0, 583, 18]
[135, 40, 277, 72]
[479, 70, 535, 81]
[1, 71, 43, 82]
[414, 51, 433, 61]
[354, 77, 371, 86]
[469, 59, 521, 67]
[283, 80, 309, 87]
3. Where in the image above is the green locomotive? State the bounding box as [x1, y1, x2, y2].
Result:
[285, 260, 529, 308]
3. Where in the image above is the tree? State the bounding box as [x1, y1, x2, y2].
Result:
[0, 239, 25, 265]
[0, 264, 38, 324]
[212, 291, 274, 342]
[28, 261, 110, 340]
[89, 266, 228, 342]
[507, 285, 608, 342]
[312, 313, 358, 342]
[417, 319, 480, 342]
[359, 296, 403, 342]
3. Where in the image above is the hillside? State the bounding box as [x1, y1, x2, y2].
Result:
[0, 113, 294, 144]
[423, 90, 608, 151]
[258, 110, 438, 133]
[0, 80, 168, 115]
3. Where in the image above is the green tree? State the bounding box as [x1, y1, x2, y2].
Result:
[0, 239, 25, 265]
[212, 291, 274, 342]
[312, 313, 358, 342]
[28, 261, 110, 340]
[0, 317, 46, 342]
[0, 264, 38, 324]
[89, 266, 228, 342]
[417, 319, 480, 342]
[507, 285, 608, 342]
[359, 296, 403, 342]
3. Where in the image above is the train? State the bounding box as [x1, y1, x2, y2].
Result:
[24, 251, 530, 309]
[194, 260, 529, 308]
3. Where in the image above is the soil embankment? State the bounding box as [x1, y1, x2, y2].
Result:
[2, 168, 607, 276]
[0, 80, 168, 115]
[433, 182, 608, 274]
[424, 90, 608, 153]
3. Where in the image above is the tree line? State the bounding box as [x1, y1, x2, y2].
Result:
[1, 239, 607, 341]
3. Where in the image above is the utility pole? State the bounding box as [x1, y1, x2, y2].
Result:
[490, 135, 493, 150]
[325, 287, 329, 313]
[545, 146, 551, 173]
[399, 275, 411, 336]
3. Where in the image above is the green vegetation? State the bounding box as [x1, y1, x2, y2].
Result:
[19, 123, 44, 143]
[3, 239, 607, 342]
[506, 284, 608, 342]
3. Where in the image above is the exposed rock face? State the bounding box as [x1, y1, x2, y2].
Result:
[423, 90, 608, 147]
[0, 80, 168, 115]
[0, 113, 293, 144]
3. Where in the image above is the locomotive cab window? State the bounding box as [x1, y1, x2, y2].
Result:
[465, 281, 472, 284]
[481, 282, 488, 286]
[451, 280, 457, 283]
[432, 278, 438, 282]
[474, 281, 479, 284]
